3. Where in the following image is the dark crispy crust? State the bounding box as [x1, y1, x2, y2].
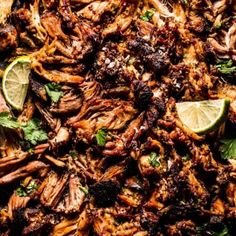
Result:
[0, 0, 236, 235]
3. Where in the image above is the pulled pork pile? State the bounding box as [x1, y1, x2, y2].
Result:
[0, 0, 236, 235]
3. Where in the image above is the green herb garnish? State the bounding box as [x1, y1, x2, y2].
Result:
[197, 223, 229, 236]
[216, 59, 236, 75]
[95, 128, 107, 146]
[148, 152, 160, 167]
[16, 180, 39, 197]
[69, 150, 78, 158]
[182, 154, 191, 162]
[16, 187, 27, 197]
[79, 186, 88, 195]
[22, 118, 48, 145]
[220, 139, 236, 160]
[45, 83, 63, 103]
[0, 112, 20, 129]
[140, 9, 155, 22]
[215, 23, 222, 29]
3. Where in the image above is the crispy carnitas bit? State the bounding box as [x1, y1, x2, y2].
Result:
[0, 0, 235, 235]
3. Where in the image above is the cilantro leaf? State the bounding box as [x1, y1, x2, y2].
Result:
[220, 139, 236, 160]
[22, 118, 48, 145]
[0, 112, 20, 129]
[95, 128, 107, 146]
[45, 83, 63, 103]
[26, 180, 39, 193]
[182, 154, 191, 162]
[213, 225, 229, 236]
[216, 60, 236, 75]
[69, 150, 78, 158]
[16, 180, 39, 197]
[148, 152, 160, 167]
[16, 187, 27, 197]
[140, 9, 155, 22]
[79, 186, 88, 195]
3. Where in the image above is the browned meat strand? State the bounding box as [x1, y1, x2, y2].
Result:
[0, 0, 235, 236]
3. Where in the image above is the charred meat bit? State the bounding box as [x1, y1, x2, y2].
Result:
[89, 180, 121, 207]
[0, 0, 235, 235]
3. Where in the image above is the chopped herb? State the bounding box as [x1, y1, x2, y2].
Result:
[181, 0, 188, 5]
[182, 154, 191, 161]
[197, 223, 229, 236]
[0, 112, 20, 129]
[220, 139, 236, 160]
[69, 150, 78, 158]
[16, 187, 27, 197]
[215, 23, 222, 29]
[22, 118, 48, 145]
[148, 152, 160, 167]
[140, 9, 155, 22]
[46, 83, 61, 90]
[95, 128, 107, 146]
[213, 225, 229, 236]
[216, 59, 236, 75]
[16, 180, 39, 197]
[26, 180, 39, 193]
[45, 83, 63, 103]
[79, 186, 88, 195]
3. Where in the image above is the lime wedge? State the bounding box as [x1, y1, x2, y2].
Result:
[2, 56, 31, 110]
[176, 99, 230, 134]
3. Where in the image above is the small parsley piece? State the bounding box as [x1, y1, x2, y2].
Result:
[0, 112, 20, 129]
[215, 23, 222, 29]
[22, 118, 48, 145]
[69, 150, 78, 158]
[26, 180, 39, 193]
[148, 152, 160, 167]
[140, 9, 155, 22]
[95, 128, 107, 146]
[182, 154, 191, 162]
[216, 59, 236, 75]
[220, 139, 236, 160]
[182, 0, 188, 5]
[79, 186, 88, 195]
[16, 187, 27, 197]
[45, 83, 63, 103]
[16, 180, 39, 197]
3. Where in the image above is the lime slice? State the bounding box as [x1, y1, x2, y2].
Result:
[2, 56, 31, 110]
[176, 99, 230, 134]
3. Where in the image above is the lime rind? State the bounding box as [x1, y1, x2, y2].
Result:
[2, 56, 31, 110]
[176, 99, 230, 134]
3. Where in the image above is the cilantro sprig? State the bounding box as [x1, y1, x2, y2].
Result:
[148, 152, 161, 167]
[216, 59, 236, 75]
[95, 128, 107, 147]
[45, 83, 63, 103]
[140, 9, 155, 22]
[220, 139, 236, 160]
[0, 112, 48, 146]
[22, 118, 48, 145]
[16, 180, 39, 197]
[0, 112, 20, 129]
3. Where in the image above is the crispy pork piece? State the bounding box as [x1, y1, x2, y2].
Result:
[0, 24, 18, 52]
[0, 151, 29, 176]
[50, 88, 83, 114]
[40, 172, 69, 208]
[90, 180, 121, 207]
[8, 192, 30, 220]
[54, 174, 86, 213]
[0, 0, 14, 25]
[0, 161, 48, 185]
[52, 206, 91, 236]
[0, 0, 236, 235]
